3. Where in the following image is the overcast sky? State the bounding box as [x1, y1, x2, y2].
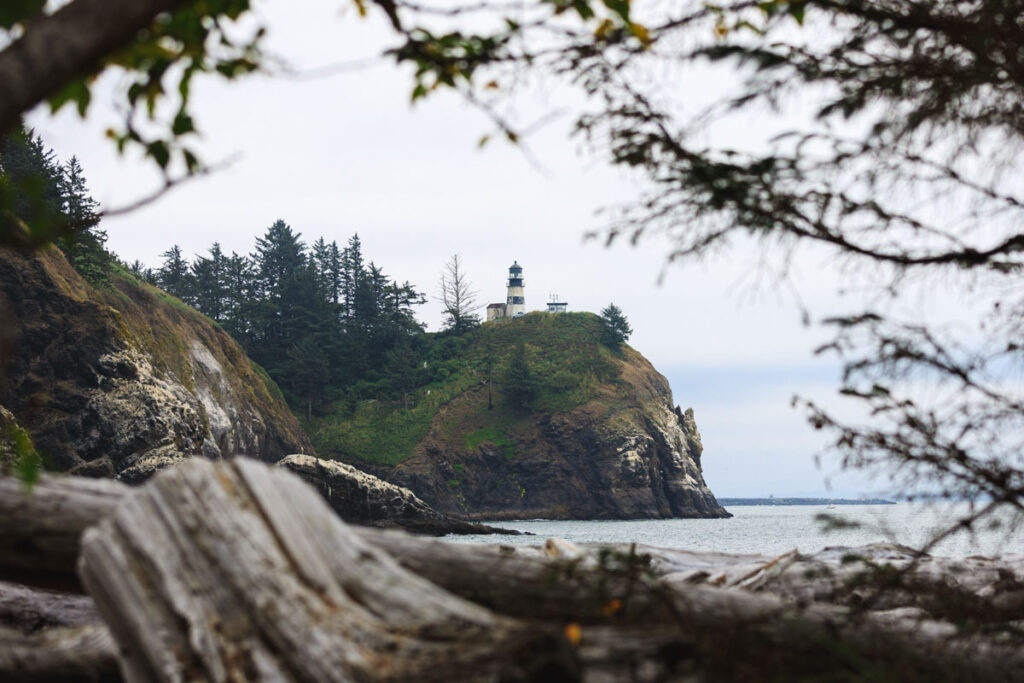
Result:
[25, 0, 911, 498]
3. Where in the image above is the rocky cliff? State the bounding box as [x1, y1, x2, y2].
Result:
[312, 312, 729, 520]
[0, 247, 312, 479]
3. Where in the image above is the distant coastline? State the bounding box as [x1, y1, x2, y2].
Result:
[718, 497, 896, 506]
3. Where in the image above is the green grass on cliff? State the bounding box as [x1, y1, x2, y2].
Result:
[309, 312, 625, 466]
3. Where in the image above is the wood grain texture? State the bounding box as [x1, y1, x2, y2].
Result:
[0, 623, 119, 682]
[0, 475, 124, 590]
[3, 464, 1024, 680]
[77, 458, 576, 682]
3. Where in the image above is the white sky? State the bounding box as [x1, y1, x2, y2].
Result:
[24, 0, 942, 498]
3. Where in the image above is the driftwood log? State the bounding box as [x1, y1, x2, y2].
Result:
[2, 459, 1024, 681]
[0, 581, 117, 682]
[0, 622, 118, 682]
[0, 475, 121, 591]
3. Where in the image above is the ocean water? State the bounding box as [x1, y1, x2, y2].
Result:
[446, 503, 1024, 557]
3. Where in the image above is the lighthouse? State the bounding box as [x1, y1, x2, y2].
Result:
[506, 261, 526, 317]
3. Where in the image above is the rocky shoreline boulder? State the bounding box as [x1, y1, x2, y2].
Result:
[278, 454, 515, 535]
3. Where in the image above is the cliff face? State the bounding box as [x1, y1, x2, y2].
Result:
[0, 247, 312, 479]
[313, 313, 729, 520]
[388, 349, 728, 520]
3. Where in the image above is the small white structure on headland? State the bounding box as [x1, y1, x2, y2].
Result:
[546, 293, 568, 313]
[485, 302, 507, 322]
[486, 261, 527, 321]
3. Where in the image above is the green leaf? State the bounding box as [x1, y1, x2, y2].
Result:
[147, 141, 171, 169]
[172, 112, 195, 136]
[0, 0, 43, 29]
[572, 0, 595, 21]
[183, 149, 201, 172]
[48, 79, 92, 118]
[600, 0, 628, 22]
[790, 3, 806, 24]
[7, 424, 41, 489]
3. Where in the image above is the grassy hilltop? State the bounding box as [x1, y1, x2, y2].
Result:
[309, 312, 629, 468]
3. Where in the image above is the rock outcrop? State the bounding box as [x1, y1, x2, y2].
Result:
[277, 454, 514, 535]
[0, 247, 312, 479]
[343, 315, 730, 521]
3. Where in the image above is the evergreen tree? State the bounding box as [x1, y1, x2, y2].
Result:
[340, 234, 364, 321]
[157, 245, 190, 300]
[504, 341, 536, 410]
[598, 304, 632, 350]
[57, 156, 110, 285]
[250, 220, 308, 363]
[311, 237, 342, 308]
[148, 227, 427, 420]
[222, 252, 256, 343]
[190, 242, 227, 321]
[128, 259, 157, 285]
[0, 125, 65, 238]
[0, 131, 108, 284]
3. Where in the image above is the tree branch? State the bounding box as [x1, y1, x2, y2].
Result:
[0, 0, 191, 135]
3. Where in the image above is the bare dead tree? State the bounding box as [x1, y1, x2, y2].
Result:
[437, 252, 480, 333]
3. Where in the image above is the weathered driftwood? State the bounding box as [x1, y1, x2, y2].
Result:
[0, 580, 117, 681]
[77, 458, 576, 682]
[0, 623, 119, 682]
[0, 475, 123, 591]
[0, 580, 100, 632]
[4, 463, 1024, 680]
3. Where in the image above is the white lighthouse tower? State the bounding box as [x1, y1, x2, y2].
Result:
[506, 261, 526, 317]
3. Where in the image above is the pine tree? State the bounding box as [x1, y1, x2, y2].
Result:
[157, 245, 190, 300]
[598, 304, 632, 350]
[340, 234, 364, 322]
[190, 242, 227, 321]
[128, 259, 157, 284]
[222, 252, 256, 344]
[58, 156, 110, 285]
[0, 125, 66, 242]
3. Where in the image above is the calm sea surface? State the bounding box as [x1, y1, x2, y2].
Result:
[446, 503, 1024, 557]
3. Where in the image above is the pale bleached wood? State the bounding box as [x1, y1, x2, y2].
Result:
[0, 580, 100, 632]
[4, 465, 1024, 680]
[0, 623, 119, 682]
[78, 458, 577, 682]
[0, 475, 125, 590]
